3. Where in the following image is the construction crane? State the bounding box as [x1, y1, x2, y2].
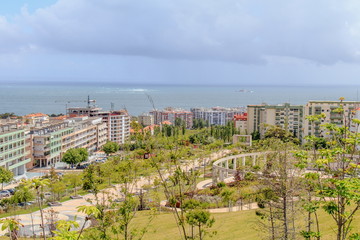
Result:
[55, 95, 96, 116]
[145, 93, 161, 133]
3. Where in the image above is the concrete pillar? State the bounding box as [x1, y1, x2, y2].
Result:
[212, 167, 218, 184]
[219, 170, 224, 182]
[233, 158, 237, 170]
[225, 160, 229, 177]
[242, 156, 246, 166]
[252, 155, 257, 166]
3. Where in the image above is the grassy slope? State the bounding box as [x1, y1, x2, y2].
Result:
[131, 208, 360, 240]
[0, 207, 358, 240]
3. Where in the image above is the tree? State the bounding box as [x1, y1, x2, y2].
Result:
[0, 167, 13, 190]
[50, 220, 81, 240]
[62, 148, 88, 167]
[12, 185, 34, 210]
[255, 140, 302, 240]
[295, 98, 360, 240]
[0, 218, 23, 240]
[186, 209, 215, 240]
[24, 178, 50, 240]
[264, 125, 299, 144]
[63, 173, 82, 196]
[102, 141, 120, 155]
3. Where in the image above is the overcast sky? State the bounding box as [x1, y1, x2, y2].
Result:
[1, 0, 360, 85]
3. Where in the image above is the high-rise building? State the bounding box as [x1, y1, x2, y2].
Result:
[150, 107, 193, 128]
[247, 103, 304, 139]
[138, 113, 154, 126]
[303, 100, 360, 137]
[68, 103, 130, 145]
[191, 107, 245, 126]
[0, 123, 31, 177]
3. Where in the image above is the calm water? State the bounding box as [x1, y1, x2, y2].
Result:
[1, 82, 360, 116]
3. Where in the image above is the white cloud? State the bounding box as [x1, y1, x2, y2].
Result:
[2, 0, 360, 65]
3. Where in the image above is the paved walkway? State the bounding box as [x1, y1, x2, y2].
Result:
[0, 150, 231, 237]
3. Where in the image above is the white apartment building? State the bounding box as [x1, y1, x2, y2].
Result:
[247, 103, 303, 139]
[0, 123, 30, 177]
[191, 107, 245, 126]
[303, 100, 360, 137]
[68, 106, 130, 145]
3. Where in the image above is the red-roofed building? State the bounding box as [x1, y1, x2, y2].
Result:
[23, 113, 49, 125]
[233, 113, 248, 134]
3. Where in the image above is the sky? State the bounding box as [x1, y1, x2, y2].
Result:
[1, 0, 360, 85]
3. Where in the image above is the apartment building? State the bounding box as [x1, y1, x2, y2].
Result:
[68, 106, 130, 144]
[191, 107, 245, 126]
[233, 113, 248, 134]
[150, 108, 193, 128]
[138, 113, 154, 126]
[303, 100, 360, 137]
[23, 113, 49, 125]
[30, 116, 108, 167]
[61, 116, 107, 155]
[247, 103, 303, 139]
[31, 122, 73, 167]
[0, 123, 31, 177]
[95, 110, 130, 144]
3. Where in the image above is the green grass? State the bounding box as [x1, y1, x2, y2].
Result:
[130, 207, 360, 240]
[0, 204, 358, 239]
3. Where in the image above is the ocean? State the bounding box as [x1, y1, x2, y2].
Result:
[1, 82, 360, 116]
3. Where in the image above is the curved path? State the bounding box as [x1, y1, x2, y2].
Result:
[0, 150, 231, 237]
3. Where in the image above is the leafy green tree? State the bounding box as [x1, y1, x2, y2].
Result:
[82, 164, 101, 197]
[62, 148, 88, 167]
[63, 173, 82, 196]
[0, 218, 23, 240]
[12, 185, 34, 209]
[186, 209, 215, 240]
[0, 167, 13, 190]
[296, 99, 360, 240]
[50, 220, 81, 240]
[264, 125, 299, 144]
[102, 141, 120, 155]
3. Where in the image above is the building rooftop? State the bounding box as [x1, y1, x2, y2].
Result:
[0, 123, 23, 134]
[24, 113, 48, 118]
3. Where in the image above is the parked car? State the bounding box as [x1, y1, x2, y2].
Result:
[76, 163, 90, 169]
[43, 192, 52, 198]
[6, 188, 16, 195]
[18, 202, 33, 207]
[0, 190, 10, 198]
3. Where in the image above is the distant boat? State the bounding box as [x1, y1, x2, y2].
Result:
[238, 89, 254, 93]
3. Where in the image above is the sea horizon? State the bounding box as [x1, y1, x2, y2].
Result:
[1, 82, 360, 116]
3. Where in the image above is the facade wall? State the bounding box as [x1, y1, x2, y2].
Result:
[247, 103, 304, 139]
[191, 107, 244, 126]
[304, 101, 360, 137]
[0, 126, 30, 176]
[68, 107, 130, 145]
[150, 109, 193, 128]
[138, 114, 154, 126]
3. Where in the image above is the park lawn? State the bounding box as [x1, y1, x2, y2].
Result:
[0, 206, 358, 239]
[130, 207, 360, 240]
